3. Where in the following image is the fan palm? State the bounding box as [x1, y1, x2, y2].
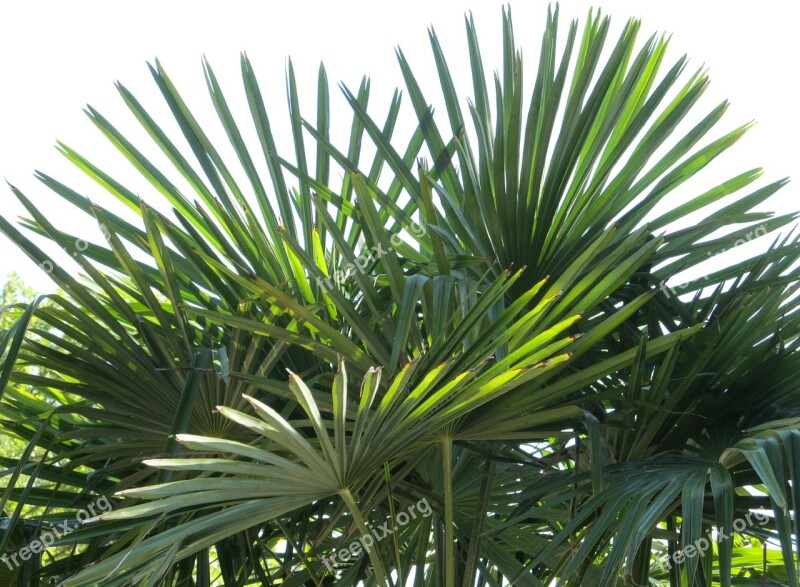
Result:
[1, 5, 799, 586]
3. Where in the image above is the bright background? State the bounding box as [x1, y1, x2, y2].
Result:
[0, 0, 798, 293]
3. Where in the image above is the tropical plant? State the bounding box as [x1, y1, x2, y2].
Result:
[1, 5, 799, 586]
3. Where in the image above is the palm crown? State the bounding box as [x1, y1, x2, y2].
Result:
[1, 5, 799, 586]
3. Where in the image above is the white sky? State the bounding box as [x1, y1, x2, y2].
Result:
[0, 0, 798, 294]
